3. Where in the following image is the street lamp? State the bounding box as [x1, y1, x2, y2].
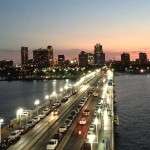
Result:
[16, 108, 23, 128]
[34, 99, 40, 116]
[0, 118, 4, 143]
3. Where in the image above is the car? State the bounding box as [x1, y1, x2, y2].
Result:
[52, 109, 59, 115]
[43, 108, 50, 115]
[61, 97, 68, 103]
[25, 120, 35, 129]
[89, 124, 95, 132]
[59, 125, 67, 134]
[87, 130, 94, 139]
[78, 117, 87, 125]
[82, 109, 90, 116]
[64, 119, 72, 127]
[32, 116, 40, 123]
[67, 115, 74, 121]
[38, 113, 46, 119]
[52, 133, 63, 142]
[8, 130, 21, 141]
[46, 139, 58, 150]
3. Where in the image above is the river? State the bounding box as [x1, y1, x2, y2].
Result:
[115, 74, 150, 150]
[0, 79, 74, 122]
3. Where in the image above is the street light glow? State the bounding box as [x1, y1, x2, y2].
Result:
[60, 88, 63, 92]
[34, 99, 40, 106]
[16, 108, 23, 117]
[45, 95, 49, 100]
[0, 119, 4, 124]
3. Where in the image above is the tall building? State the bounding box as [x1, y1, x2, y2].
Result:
[21, 47, 28, 65]
[121, 52, 130, 65]
[47, 45, 54, 66]
[88, 53, 94, 66]
[33, 48, 52, 68]
[78, 51, 88, 67]
[58, 55, 65, 66]
[139, 52, 147, 65]
[94, 43, 105, 66]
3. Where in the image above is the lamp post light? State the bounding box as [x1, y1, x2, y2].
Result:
[34, 99, 40, 116]
[59, 88, 63, 93]
[16, 108, 23, 128]
[0, 118, 4, 144]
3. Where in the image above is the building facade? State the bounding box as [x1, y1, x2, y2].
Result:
[139, 52, 147, 65]
[58, 55, 65, 66]
[78, 51, 88, 67]
[94, 43, 105, 66]
[121, 52, 130, 65]
[47, 45, 54, 66]
[21, 47, 28, 65]
[33, 48, 51, 68]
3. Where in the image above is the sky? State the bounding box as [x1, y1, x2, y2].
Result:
[0, 0, 150, 62]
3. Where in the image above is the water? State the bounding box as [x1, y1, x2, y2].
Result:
[0, 79, 74, 122]
[115, 74, 150, 150]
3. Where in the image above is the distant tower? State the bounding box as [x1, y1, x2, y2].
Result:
[94, 43, 105, 66]
[58, 55, 65, 66]
[121, 52, 130, 65]
[47, 45, 54, 66]
[139, 52, 147, 65]
[78, 51, 88, 67]
[21, 46, 28, 65]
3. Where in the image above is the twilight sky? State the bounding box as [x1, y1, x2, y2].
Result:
[0, 0, 150, 61]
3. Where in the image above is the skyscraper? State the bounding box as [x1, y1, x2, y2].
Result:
[78, 51, 88, 67]
[47, 45, 54, 66]
[139, 52, 147, 65]
[94, 43, 105, 66]
[58, 55, 65, 66]
[121, 52, 130, 65]
[33, 48, 51, 68]
[21, 46, 28, 65]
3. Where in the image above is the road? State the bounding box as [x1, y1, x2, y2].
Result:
[60, 93, 97, 150]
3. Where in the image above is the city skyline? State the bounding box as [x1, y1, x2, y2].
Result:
[1, 0, 150, 55]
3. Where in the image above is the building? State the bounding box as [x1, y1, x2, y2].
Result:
[78, 51, 88, 67]
[58, 55, 65, 66]
[121, 52, 130, 65]
[139, 52, 147, 65]
[88, 53, 94, 66]
[0, 60, 13, 69]
[21, 47, 28, 65]
[94, 43, 105, 66]
[33, 48, 53, 68]
[47, 45, 54, 66]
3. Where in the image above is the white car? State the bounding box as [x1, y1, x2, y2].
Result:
[78, 117, 87, 125]
[8, 130, 21, 140]
[59, 125, 67, 134]
[32, 116, 40, 123]
[46, 139, 58, 150]
[38, 114, 45, 119]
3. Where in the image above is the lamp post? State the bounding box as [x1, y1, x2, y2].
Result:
[34, 99, 40, 116]
[0, 118, 4, 144]
[16, 108, 23, 128]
